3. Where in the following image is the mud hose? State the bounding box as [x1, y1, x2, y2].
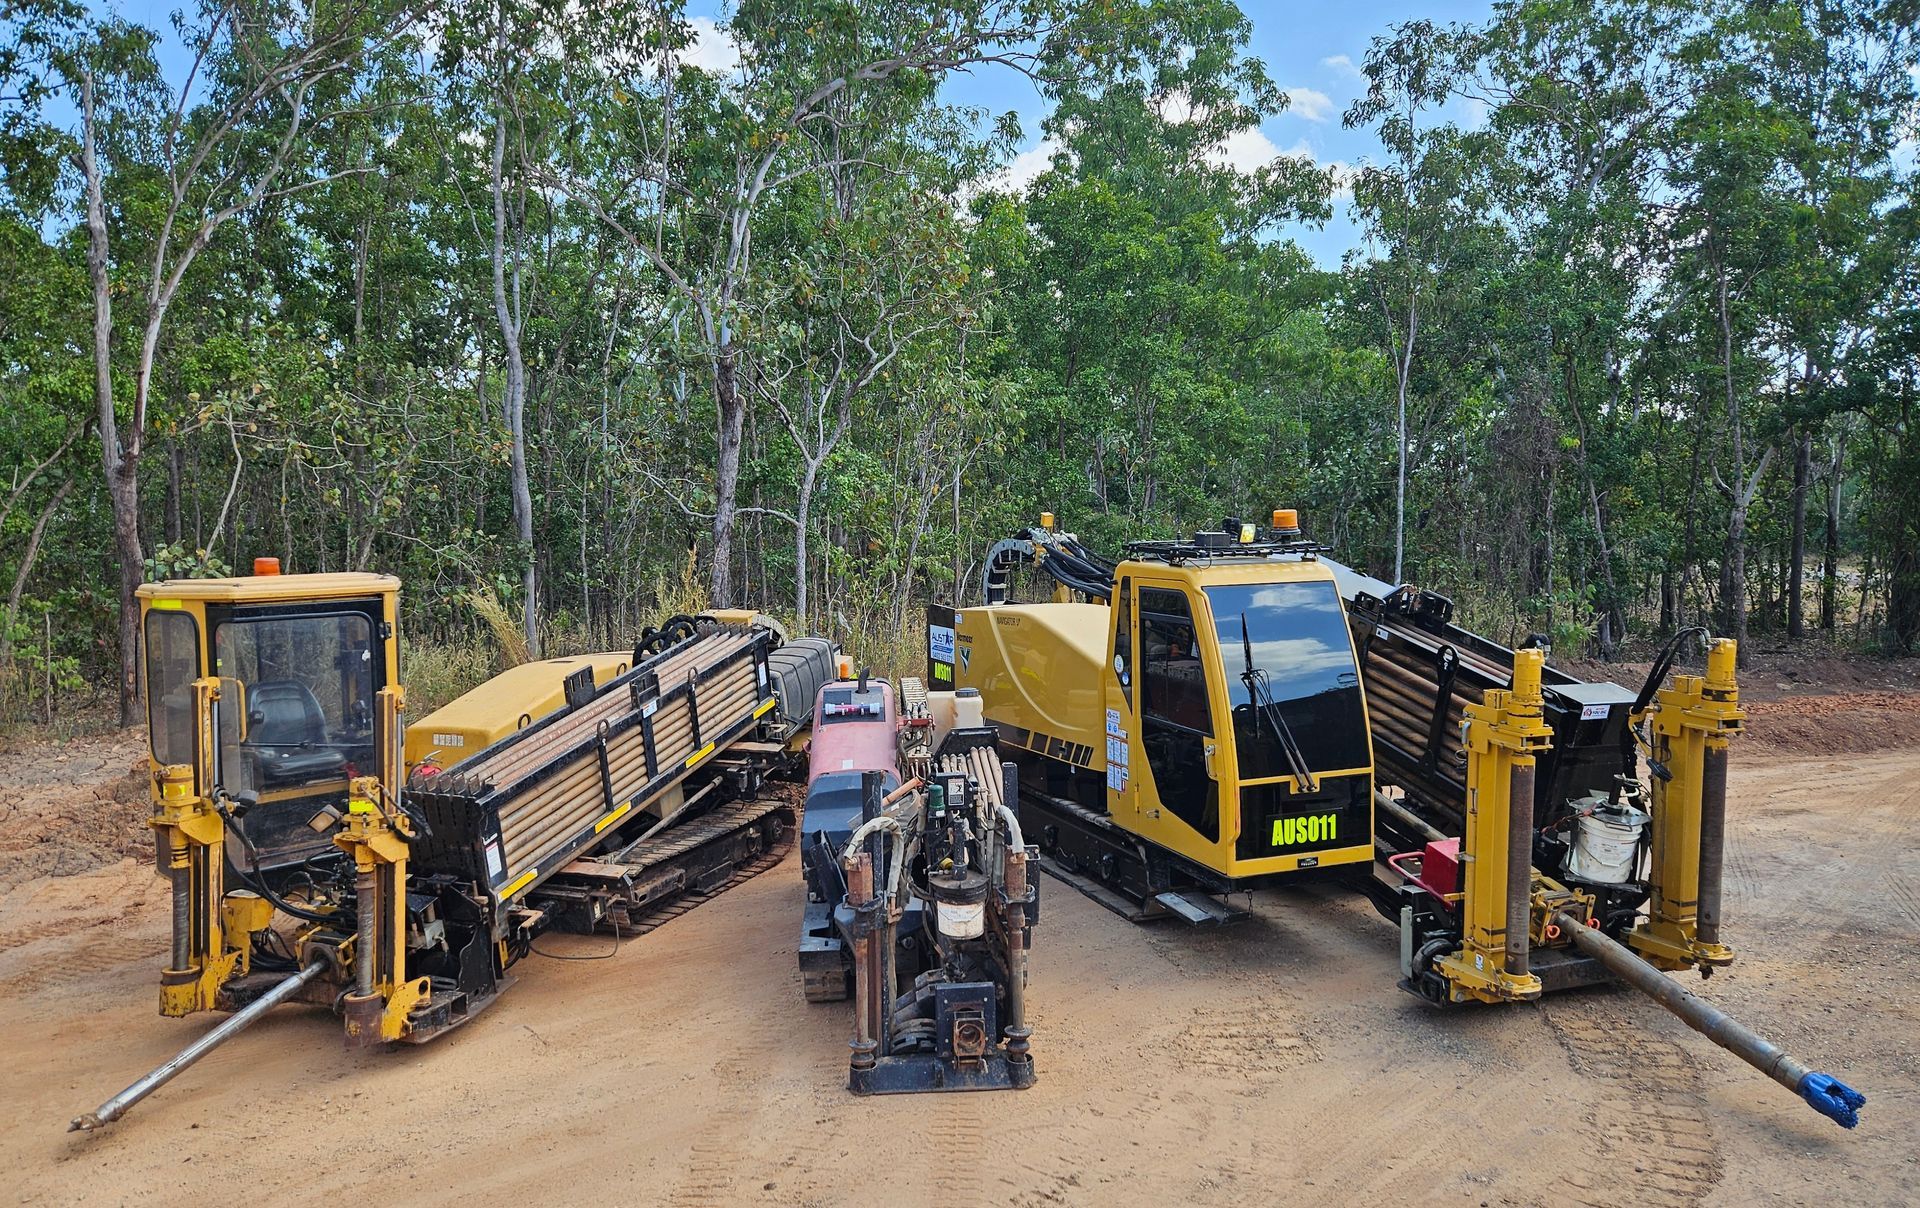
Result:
[70, 959, 328, 1131]
[1554, 913, 1866, 1128]
[995, 803, 1025, 855]
[1697, 746, 1728, 948]
[1505, 763, 1535, 978]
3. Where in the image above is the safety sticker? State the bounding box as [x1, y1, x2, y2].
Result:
[1106, 708, 1123, 738]
[484, 839, 504, 880]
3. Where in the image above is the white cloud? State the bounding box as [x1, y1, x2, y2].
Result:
[1284, 87, 1335, 123]
[971, 136, 1066, 199]
[1152, 89, 1202, 125]
[682, 16, 740, 75]
[1206, 126, 1282, 174]
[1322, 54, 1363, 81]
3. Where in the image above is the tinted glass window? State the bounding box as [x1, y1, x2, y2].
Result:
[1205, 580, 1370, 777]
[1137, 586, 1218, 842]
[145, 611, 200, 766]
[214, 613, 375, 793]
[1113, 577, 1133, 705]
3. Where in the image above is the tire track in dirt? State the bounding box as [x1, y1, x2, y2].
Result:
[0, 931, 157, 997]
[1175, 999, 1321, 1083]
[665, 1037, 786, 1206]
[1544, 1007, 1721, 1207]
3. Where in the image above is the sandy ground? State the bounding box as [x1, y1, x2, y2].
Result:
[1, 693, 1916, 1207]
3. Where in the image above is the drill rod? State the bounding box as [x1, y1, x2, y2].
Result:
[1553, 914, 1866, 1128]
[70, 959, 329, 1131]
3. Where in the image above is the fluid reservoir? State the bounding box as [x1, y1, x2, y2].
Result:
[1564, 793, 1649, 884]
[953, 687, 985, 729]
[929, 867, 990, 938]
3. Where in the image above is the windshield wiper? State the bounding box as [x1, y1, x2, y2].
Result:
[1239, 613, 1319, 793]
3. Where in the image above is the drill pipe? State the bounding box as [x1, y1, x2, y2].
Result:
[1553, 913, 1866, 1129]
[70, 959, 329, 1131]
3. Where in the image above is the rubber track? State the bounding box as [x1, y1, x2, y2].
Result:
[610, 803, 799, 939]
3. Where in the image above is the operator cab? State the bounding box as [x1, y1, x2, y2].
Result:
[1107, 530, 1375, 877]
[138, 567, 400, 877]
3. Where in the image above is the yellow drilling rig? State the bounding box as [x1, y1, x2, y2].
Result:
[934, 512, 1866, 1129]
[75, 565, 841, 1128]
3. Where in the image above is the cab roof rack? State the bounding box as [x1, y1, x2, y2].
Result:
[1124, 524, 1329, 566]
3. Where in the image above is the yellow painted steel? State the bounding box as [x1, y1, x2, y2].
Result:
[1434, 648, 1553, 1004]
[956, 554, 1374, 883]
[593, 802, 633, 833]
[403, 651, 633, 773]
[952, 603, 1109, 763]
[154, 684, 238, 1017]
[138, 569, 402, 1023]
[1629, 638, 1744, 972]
[333, 685, 429, 1044]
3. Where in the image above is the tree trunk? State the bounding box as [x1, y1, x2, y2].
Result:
[489, 84, 539, 657]
[4, 478, 75, 648]
[1716, 266, 1759, 663]
[1393, 300, 1418, 585]
[78, 68, 144, 726]
[1788, 426, 1810, 638]
[1820, 434, 1841, 632]
[709, 352, 744, 607]
[794, 455, 820, 625]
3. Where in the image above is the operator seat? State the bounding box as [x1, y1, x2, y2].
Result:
[247, 680, 347, 787]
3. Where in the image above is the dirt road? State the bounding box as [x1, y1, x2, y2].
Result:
[2, 711, 1915, 1206]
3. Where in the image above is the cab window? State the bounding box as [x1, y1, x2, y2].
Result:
[1113, 577, 1133, 705]
[144, 611, 199, 766]
[1138, 586, 1218, 842]
[1205, 580, 1370, 777]
[214, 612, 376, 794]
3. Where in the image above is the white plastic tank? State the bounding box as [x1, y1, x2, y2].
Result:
[1564, 794, 1649, 884]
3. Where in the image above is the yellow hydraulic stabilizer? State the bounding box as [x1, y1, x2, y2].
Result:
[153, 676, 241, 1016]
[1434, 648, 1553, 1004]
[1630, 638, 1743, 973]
[334, 685, 429, 1045]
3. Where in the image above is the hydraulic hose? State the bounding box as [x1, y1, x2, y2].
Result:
[995, 803, 1025, 855]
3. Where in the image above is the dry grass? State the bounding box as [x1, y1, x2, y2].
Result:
[641, 546, 710, 629]
[461, 586, 531, 668]
[402, 640, 496, 716]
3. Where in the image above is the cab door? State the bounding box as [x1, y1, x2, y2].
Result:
[1122, 578, 1227, 868]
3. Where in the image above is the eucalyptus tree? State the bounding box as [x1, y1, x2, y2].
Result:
[533, 0, 1058, 606]
[37, 0, 424, 721]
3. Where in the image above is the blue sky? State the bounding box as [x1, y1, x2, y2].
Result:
[103, 1, 1494, 265]
[928, 1, 1497, 265]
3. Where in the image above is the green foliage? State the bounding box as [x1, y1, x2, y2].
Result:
[142, 543, 232, 581]
[1, 0, 1917, 730]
